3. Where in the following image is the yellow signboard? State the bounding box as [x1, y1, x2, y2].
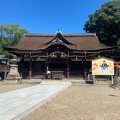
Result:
[92, 57, 114, 75]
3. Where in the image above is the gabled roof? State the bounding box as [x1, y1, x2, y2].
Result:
[3, 32, 115, 52]
[44, 32, 74, 45]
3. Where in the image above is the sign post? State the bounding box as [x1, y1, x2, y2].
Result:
[111, 75, 113, 85]
[92, 57, 114, 85]
[93, 75, 95, 85]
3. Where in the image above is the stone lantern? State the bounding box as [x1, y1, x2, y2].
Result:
[6, 56, 22, 81]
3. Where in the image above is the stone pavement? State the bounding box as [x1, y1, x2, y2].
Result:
[0, 82, 71, 120]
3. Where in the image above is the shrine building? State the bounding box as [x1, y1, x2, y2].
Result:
[3, 30, 115, 80]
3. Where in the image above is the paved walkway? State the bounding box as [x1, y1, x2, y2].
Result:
[0, 82, 71, 120]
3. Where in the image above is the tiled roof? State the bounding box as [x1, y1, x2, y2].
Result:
[5, 33, 114, 51]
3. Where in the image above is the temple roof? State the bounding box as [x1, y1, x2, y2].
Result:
[4, 32, 115, 52]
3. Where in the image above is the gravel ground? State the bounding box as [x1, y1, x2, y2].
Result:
[22, 84, 120, 120]
[0, 80, 120, 120]
[0, 80, 40, 93]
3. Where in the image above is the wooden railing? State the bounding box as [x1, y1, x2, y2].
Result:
[51, 71, 64, 80]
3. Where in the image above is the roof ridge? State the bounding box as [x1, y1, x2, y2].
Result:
[63, 33, 96, 36]
[24, 33, 55, 36]
[23, 33, 96, 37]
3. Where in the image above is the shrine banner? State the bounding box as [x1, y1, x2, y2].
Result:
[92, 57, 114, 75]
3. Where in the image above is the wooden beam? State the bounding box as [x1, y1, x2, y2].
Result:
[29, 58, 32, 80]
[46, 59, 49, 72]
[84, 53, 87, 80]
[67, 60, 69, 79]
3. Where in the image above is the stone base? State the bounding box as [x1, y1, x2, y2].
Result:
[6, 64, 22, 82]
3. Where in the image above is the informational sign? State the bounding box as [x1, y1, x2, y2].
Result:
[92, 57, 114, 75]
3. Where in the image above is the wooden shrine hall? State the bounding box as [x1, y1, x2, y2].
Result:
[3, 30, 115, 80]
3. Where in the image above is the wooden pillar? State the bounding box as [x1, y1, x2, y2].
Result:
[46, 59, 49, 72]
[67, 60, 69, 79]
[29, 58, 32, 80]
[4, 60, 7, 80]
[84, 54, 87, 80]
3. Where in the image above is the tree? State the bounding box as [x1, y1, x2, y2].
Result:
[83, 0, 120, 46]
[115, 38, 120, 54]
[0, 23, 28, 54]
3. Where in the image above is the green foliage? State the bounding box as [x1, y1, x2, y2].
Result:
[0, 49, 10, 55]
[115, 38, 120, 54]
[0, 23, 28, 55]
[84, 0, 120, 46]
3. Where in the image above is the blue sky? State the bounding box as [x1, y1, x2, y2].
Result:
[0, 0, 111, 34]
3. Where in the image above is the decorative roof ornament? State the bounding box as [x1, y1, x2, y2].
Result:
[56, 29, 62, 34]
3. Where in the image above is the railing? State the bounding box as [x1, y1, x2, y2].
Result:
[51, 71, 64, 80]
